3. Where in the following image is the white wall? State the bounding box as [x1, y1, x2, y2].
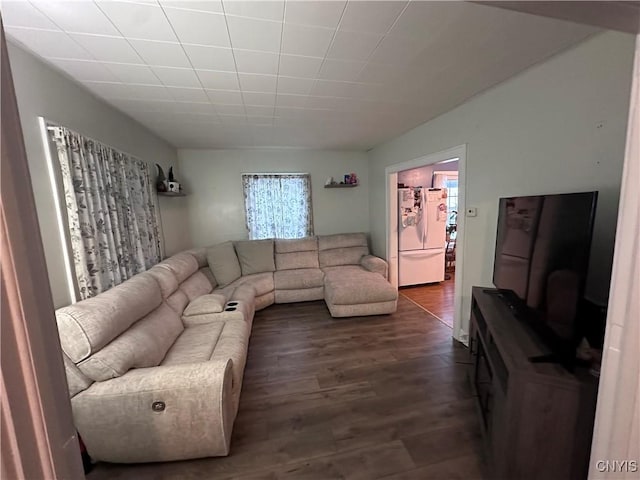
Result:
[398, 160, 459, 188]
[178, 149, 369, 247]
[369, 31, 635, 333]
[7, 42, 192, 308]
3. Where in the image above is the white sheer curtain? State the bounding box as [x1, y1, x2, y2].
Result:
[242, 174, 313, 239]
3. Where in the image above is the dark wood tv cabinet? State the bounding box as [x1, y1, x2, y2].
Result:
[469, 286, 599, 480]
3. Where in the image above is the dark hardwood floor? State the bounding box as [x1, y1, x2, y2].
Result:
[88, 297, 485, 479]
[399, 273, 455, 328]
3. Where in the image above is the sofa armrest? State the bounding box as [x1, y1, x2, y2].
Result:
[360, 255, 388, 278]
[72, 360, 235, 463]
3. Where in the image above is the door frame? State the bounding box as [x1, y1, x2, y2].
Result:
[385, 144, 467, 342]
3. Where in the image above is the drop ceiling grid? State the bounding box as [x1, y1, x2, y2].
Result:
[2, 0, 600, 148]
[3, 1, 415, 129]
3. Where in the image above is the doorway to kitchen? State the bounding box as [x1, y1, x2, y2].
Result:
[385, 145, 467, 341]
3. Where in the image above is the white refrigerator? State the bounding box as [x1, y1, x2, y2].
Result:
[398, 187, 447, 286]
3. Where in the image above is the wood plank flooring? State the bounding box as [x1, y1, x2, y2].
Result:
[88, 297, 485, 480]
[399, 274, 456, 328]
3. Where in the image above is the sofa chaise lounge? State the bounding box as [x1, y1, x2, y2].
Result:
[56, 233, 397, 463]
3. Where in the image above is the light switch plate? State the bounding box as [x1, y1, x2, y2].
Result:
[466, 207, 477, 217]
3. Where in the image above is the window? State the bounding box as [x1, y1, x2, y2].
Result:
[46, 124, 161, 300]
[433, 171, 459, 226]
[242, 173, 313, 239]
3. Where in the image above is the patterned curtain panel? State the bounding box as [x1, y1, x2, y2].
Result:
[52, 127, 161, 300]
[242, 174, 313, 240]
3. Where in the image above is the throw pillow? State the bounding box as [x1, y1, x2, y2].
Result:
[234, 239, 276, 275]
[206, 242, 242, 287]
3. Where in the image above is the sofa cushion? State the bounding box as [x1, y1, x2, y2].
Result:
[207, 242, 242, 287]
[147, 265, 179, 298]
[180, 271, 213, 301]
[318, 233, 369, 268]
[233, 272, 274, 297]
[274, 269, 324, 290]
[183, 293, 228, 317]
[63, 352, 93, 397]
[162, 320, 250, 399]
[275, 237, 318, 253]
[166, 290, 189, 313]
[235, 239, 276, 275]
[275, 251, 319, 270]
[56, 273, 162, 363]
[184, 247, 208, 268]
[323, 266, 397, 305]
[77, 303, 184, 381]
[157, 252, 199, 283]
[161, 322, 224, 365]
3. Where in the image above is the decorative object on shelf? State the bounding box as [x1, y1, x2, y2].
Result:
[166, 166, 181, 193]
[155, 164, 167, 192]
[324, 172, 358, 188]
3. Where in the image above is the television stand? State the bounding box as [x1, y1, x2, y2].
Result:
[469, 287, 599, 479]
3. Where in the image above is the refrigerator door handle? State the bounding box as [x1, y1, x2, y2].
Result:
[422, 189, 428, 245]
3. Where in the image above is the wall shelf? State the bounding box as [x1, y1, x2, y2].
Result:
[157, 192, 186, 197]
[324, 183, 358, 188]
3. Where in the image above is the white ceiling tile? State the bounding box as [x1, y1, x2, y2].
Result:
[103, 63, 163, 84]
[5, 27, 93, 59]
[284, 1, 345, 28]
[170, 102, 217, 114]
[158, 1, 223, 13]
[388, 2, 465, 41]
[49, 59, 119, 82]
[124, 84, 174, 101]
[152, 66, 201, 87]
[167, 87, 210, 102]
[318, 58, 365, 82]
[183, 44, 235, 71]
[196, 70, 240, 90]
[338, 1, 407, 35]
[2, 1, 61, 29]
[276, 93, 308, 108]
[276, 76, 316, 95]
[245, 105, 274, 117]
[205, 89, 243, 104]
[242, 91, 276, 107]
[368, 35, 426, 66]
[278, 54, 323, 78]
[96, 1, 177, 42]
[310, 79, 357, 98]
[326, 30, 382, 61]
[234, 50, 279, 75]
[304, 96, 344, 110]
[33, 1, 120, 36]
[226, 16, 282, 52]
[129, 39, 191, 67]
[219, 114, 248, 125]
[238, 73, 277, 93]
[281, 23, 334, 57]
[215, 104, 246, 115]
[356, 62, 400, 84]
[70, 34, 142, 63]
[163, 8, 230, 47]
[83, 81, 136, 98]
[223, 1, 284, 21]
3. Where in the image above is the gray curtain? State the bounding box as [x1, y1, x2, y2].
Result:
[242, 174, 313, 239]
[52, 127, 161, 300]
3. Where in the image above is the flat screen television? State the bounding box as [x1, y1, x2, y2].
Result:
[492, 191, 598, 365]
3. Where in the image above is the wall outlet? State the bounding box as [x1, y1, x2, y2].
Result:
[466, 207, 477, 217]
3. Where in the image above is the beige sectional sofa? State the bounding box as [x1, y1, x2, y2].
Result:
[56, 233, 396, 463]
